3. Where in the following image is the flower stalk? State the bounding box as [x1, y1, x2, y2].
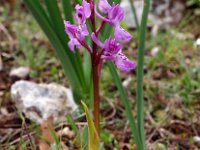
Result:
[92, 62, 100, 134]
[89, 0, 101, 134]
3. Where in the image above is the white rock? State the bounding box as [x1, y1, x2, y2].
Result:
[9, 67, 30, 78]
[122, 76, 132, 88]
[11, 80, 77, 123]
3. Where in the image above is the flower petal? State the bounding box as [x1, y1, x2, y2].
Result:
[103, 36, 122, 55]
[68, 38, 81, 52]
[114, 53, 136, 73]
[64, 21, 78, 38]
[83, 0, 91, 18]
[75, 4, 85, 24]
[79, 24, 89, 36]
[99, 0, 111, 13]
[75, 0, 91, 24]
[108, 4, 124, 25]
[114, 26, 132, 42]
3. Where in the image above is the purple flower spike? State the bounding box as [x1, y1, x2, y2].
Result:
[114, 26, 132, 42]
[75, 0, 91, 24]
[99, 0, 111, 14]
[64, 0, 136, 73]
[114, 52, 136, 73]
[64, 21, 89, 51]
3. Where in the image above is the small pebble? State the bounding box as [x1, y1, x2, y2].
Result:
[58, 127, 75, 139]
[194, 38, 200, 47]
[9, 67, 30, 79]
[193, 136, 200, 145]
[151, 47, 160, 56]
[122, 76, 132, 88]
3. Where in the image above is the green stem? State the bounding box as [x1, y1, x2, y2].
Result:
[129, 0, 140, 33]
[136, 0, 150, 149]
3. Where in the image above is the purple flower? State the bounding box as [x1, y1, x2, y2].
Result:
[99, 0, 111, 14]
[102, 36, 122, 59]
[68, 38, 81, 51]
[64, 21, 89, 51]
[96, 1, 124, 26]
[91, 33, 122, 58]
[114, 25, 132, 42]
[91, 33, 135, 72]
[108, 4, 124, 25]
[114, 52, 136, 73]
[75, 0, 91, 24]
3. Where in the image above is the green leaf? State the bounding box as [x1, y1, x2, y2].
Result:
[81, 101, 100, 150]
[107, 61, 142, 149]
[62, 0, 74, 22]
[23, 0, 86, 101]
[44, 0, 86, 93]
[136, 0, 150, 149]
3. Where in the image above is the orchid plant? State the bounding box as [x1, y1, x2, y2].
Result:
[64, 0, 136, 134]
[25, 0, 149, 148]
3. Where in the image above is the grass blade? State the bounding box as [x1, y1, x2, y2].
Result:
[129, 0, 140, 32]
[136, 0, 150, 149]
[107, 61, 142, 149]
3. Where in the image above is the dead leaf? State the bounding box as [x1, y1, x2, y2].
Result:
[39, 116, 55, 150]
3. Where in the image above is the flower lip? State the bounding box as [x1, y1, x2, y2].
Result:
[68, 38, 81, 52]
[114, 25, 132, 42]
[114, 52, 137, 73]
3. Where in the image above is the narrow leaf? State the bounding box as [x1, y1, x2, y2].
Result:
[24, 0, 84, 100]
[81, 101, 100, 150]
[107, 61, 142, 149]
[45, 0, 86, 91]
